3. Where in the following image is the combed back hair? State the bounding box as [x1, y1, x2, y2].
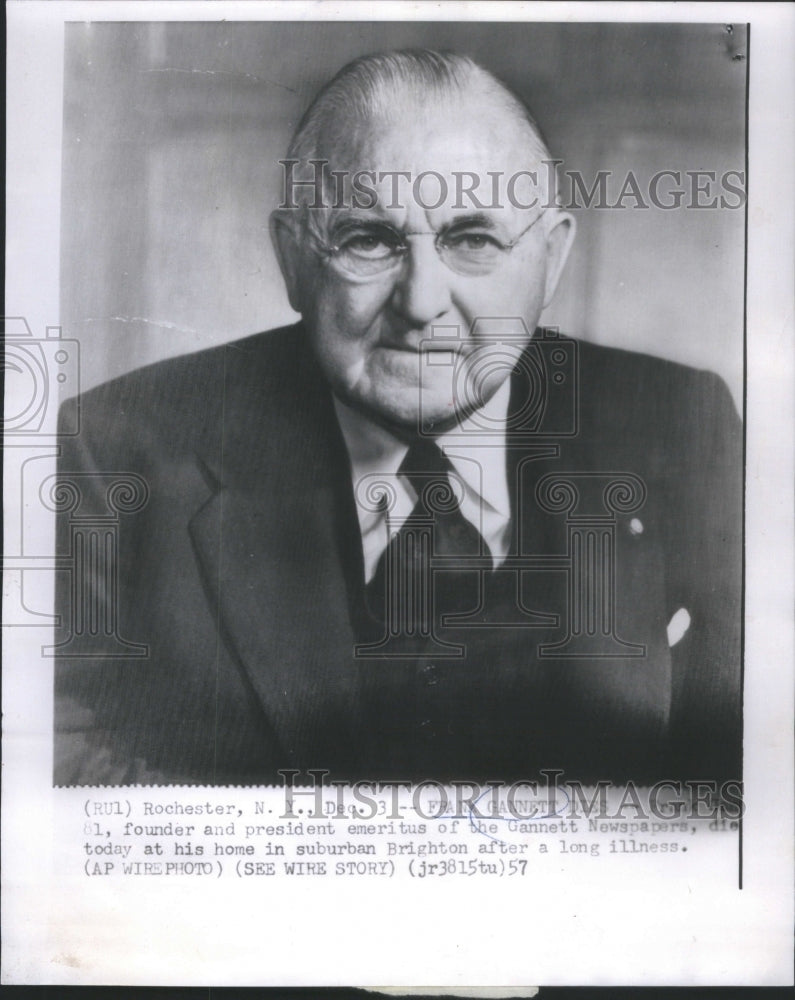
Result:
[287, 48, 553, 170]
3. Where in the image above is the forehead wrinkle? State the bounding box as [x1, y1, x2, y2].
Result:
[317, 90, 544, 177]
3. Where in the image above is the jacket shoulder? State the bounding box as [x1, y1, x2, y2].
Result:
[571, 337, 739, 440]
[58, 323, 310, 454]
[574, 337, 735, 401]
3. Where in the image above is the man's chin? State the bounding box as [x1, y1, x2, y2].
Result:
[338, 367, 456, 435]
[351, 397, 468, 438]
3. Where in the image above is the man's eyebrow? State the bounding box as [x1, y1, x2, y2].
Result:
[443, 213, 500, 230]
[326, 208, 393, 226]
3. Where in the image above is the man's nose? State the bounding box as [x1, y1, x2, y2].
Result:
[389, 236, 453, 327]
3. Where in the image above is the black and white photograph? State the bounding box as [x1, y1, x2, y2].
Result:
[51, 19, 745, 788]
[3, 0, 793, 989]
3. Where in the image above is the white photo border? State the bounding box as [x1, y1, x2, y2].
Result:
[3, 0, 793, 988]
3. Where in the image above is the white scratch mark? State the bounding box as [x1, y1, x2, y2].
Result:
[145, 67, 298, 92]
[84, 316, 198, 335]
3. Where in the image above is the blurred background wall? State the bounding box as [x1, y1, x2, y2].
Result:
[61, 21, 747, 405]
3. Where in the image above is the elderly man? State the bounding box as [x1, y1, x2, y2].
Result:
[54, 50, 741, 787]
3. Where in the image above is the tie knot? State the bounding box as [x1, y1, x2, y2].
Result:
[398, 438, 465, 520]
[399, 438, 451, 484]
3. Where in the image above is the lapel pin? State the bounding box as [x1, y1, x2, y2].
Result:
[629, 517, 644, 535]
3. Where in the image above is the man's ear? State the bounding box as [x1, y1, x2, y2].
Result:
[542, 210, 576, 308]
[270, 210, 306, 313]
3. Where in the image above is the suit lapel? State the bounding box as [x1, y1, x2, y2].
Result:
[187, 329, 364, 767]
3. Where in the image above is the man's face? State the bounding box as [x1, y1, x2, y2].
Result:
[274, 94, 574, 434]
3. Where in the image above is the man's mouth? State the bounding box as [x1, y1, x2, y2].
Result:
[380, 337, 470, 355]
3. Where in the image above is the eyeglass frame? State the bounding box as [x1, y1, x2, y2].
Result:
[302, 209, 549, 279]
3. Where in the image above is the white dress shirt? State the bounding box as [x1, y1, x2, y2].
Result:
[334, 382, 512, 583]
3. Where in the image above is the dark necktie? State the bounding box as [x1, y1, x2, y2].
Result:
[365, 437, 487, 634]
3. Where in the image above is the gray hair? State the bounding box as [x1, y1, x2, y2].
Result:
[287, 48, 553, 172]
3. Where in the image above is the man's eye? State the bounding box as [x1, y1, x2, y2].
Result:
[445, 232, 499, 252]
[338, 231, 397, 257]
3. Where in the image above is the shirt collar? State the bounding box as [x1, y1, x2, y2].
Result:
[437, 380, 512, 519]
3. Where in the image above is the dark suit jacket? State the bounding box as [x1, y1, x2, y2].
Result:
[54, 324, 742, 786]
